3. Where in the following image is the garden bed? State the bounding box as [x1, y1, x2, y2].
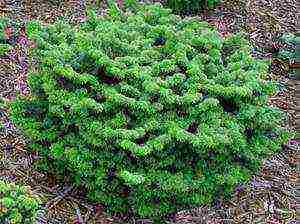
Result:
[0, 0, 298, 223]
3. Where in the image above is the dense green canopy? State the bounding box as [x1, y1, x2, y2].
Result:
[8, 2, 289, 221]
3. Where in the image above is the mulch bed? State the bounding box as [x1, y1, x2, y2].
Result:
[0, 0, 298, 223]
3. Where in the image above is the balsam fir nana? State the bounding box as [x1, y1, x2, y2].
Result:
[166, 0, 219, 15]
[8, 1, 289, 222]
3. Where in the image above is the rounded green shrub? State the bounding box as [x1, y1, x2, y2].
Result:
[8, 2, 289, 222]
[0, 180, 41, 224]
[166, 0, 219, 15]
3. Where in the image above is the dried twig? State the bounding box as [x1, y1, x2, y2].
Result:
[45, 185, 75, 210]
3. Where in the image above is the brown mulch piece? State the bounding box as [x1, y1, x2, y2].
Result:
[0, 0, 298, 224]
[0, 61, 18, 100]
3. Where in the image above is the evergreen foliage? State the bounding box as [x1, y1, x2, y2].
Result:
[8, 1, 289, 221]
[277, 33, 297, 62]
[0, 180, 41, 224]
[166, 0, 219, 15]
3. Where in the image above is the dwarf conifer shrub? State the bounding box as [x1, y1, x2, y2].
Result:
[8, 2, 289, 222]
[166, 0, 219, 15]
[0, 180, 41, 224]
